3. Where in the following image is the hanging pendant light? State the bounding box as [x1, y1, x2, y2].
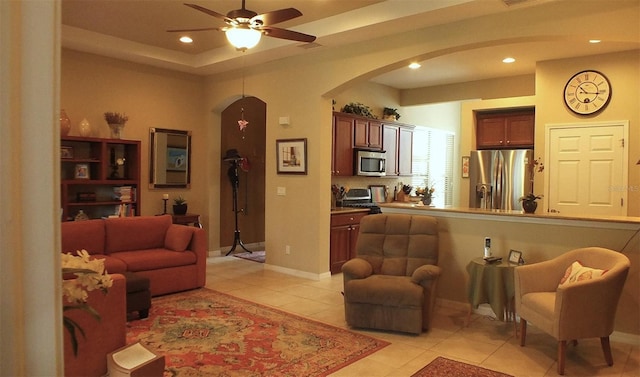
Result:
[226, 25, 261, 50]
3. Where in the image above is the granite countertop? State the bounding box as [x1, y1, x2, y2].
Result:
[330, 207, 370, 215]
[378, 202, 640, 227]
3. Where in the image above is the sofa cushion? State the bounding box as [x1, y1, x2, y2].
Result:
[104, 215, 172, 254]
[345, 275, 423, 308]
[164, 224, 194, 252]
[61, 219, 105, 255]
[110, 249, 197, 272]
[95, 255, 128, 274]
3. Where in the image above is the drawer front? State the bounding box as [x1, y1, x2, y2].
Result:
[331, 212, 367, 227]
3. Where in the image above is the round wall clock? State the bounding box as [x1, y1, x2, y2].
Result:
[563, 70, 611, 115]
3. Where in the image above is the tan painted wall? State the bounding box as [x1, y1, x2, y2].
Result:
[60, 49, 211, 242]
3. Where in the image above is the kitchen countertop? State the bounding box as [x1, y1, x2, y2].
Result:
[378, 202, 640, 229]
[330, 207, 370, 215]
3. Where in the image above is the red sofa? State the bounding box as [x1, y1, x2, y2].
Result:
[61, 214, 207, 296]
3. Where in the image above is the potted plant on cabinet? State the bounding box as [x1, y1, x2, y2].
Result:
[382, 107, 401, 121]
[173, 196, 188, 215]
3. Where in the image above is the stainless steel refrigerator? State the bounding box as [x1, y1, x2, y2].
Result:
[469, 149, 533, 210]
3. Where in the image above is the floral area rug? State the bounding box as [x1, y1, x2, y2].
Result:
[127, 288, 389, 376]
[411, 357, 514, 377]
[232, 250, 265, 263]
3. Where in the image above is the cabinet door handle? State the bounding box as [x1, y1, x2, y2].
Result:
[349, 217, 354, 221]
[500, 140, 504, 144]
[506, 140, 511, 144]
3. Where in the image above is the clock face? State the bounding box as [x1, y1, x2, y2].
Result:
[563, 70, 611, 115]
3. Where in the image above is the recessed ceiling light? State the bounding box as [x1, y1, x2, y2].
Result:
[408, 62, 421, 69]
[502, 57, 516, 63]
[179, 36, 193, 44]
[589, 39, 601, 44]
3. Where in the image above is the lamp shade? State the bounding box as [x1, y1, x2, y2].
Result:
[225, 26, 262, 50]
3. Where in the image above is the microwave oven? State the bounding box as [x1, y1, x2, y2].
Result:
[355, 149, 386, 177]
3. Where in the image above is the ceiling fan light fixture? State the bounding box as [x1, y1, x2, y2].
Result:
[226, 26, 262, 50]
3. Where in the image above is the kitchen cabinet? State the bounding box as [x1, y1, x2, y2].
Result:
[61, 136, 141, 221]
[332, 113, 354, 176]
[476, 110, 535, 149]
[383, 123, 414, 176]
[330, 211, 368, 274]
[354, 118, 383, 150]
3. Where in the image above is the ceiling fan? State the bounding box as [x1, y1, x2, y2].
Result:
[168, 1, 316, 50]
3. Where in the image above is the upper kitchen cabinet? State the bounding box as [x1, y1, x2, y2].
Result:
[383, 123, 414, 177]
[332, 113, 355, 176]
[354, 118, 383, 150]
[476, 109, 535, 149]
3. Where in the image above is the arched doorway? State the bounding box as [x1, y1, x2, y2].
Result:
[219, 96, 266, 252]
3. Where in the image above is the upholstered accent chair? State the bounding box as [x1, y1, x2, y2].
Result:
[514, 247, 630, 375]
[342, 214, 441, 334]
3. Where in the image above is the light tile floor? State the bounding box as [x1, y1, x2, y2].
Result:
[206, 256, 640, 377]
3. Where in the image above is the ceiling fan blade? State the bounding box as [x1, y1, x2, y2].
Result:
[260, 26, 316, 43]
[167, 27, 221, 33]
[184, 3, 235, 25]
[252, 8, 302, 26]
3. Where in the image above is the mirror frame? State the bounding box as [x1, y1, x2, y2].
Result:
[149, 127, 192, 189]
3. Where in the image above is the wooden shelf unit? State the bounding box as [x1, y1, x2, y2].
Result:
[61, 136, 141, 221]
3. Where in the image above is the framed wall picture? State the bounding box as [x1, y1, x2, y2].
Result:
[74, 163, 90, 179]
[462, 156, 470, 178]
[508, 249, 523, 264]
[369, 185, 386, 203]
[61, 146, 74, 159]
[276, 138, 307, 174]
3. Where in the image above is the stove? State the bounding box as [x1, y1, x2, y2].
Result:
[341, 188, 382, 214]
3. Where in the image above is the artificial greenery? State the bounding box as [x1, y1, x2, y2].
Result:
[174, 195, 186, 205]
[342, 102, 376, 118]
[383, 107, 401, 120]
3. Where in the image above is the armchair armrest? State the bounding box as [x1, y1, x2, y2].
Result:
[411, 264, 441, 284]
[515, 259, 567, 295]
[342, 258, 373, 283]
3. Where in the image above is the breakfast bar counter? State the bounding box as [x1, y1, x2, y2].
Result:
[378, 202, 640, 229]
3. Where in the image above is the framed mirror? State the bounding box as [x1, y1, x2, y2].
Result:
[149, 128, 191, 188]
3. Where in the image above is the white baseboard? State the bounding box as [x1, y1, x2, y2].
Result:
[264, 263, 331, 281]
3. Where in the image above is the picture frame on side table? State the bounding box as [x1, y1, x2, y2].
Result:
[61, 146, 74, 159]
[462, 156, 470, 178]
[508, 249, 523, 264]
[74, 163, 90, 179]
[276, 138, 307, 174]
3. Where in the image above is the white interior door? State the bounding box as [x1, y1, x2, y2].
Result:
[546, 122, 627, 216]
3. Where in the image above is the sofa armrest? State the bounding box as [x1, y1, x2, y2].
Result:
[190, 227, 208, 288]
[64, 273, 126, 377]
[342, 258, 373, 282]
[411, 264, 441, 285]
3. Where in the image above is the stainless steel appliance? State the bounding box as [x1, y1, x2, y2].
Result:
[341, 188, 382, 214]
[355, 150, 386, 177]
[469, 149, 533, 210]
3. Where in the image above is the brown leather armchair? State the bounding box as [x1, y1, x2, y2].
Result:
[342, 214, 441, 334]
[514, 247, 630, 375]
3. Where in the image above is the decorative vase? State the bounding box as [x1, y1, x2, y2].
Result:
[60, 109, 71, 136]
[108, 123, 124, 139]
[173, 204, 187, 215]
[422, 196, 432, 206]
[522, 200, 537, 213]
[79, 118, 92, 137]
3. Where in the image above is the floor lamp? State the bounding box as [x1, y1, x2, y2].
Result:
[224, 149, 251, 255]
